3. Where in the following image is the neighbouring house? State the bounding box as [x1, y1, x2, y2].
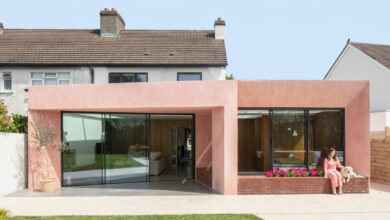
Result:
[0, 8, 227, 115]
[27, 80, 370, 195]
[324, 40, 390, 138]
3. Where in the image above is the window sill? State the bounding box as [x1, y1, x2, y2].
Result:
[0, 90, 14, 94]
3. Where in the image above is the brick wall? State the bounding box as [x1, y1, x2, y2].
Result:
[238, 176, 369, 194]
[196, 167, 212, 188]
[371, 141, 390, 184]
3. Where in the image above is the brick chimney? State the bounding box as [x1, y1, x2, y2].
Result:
[0, 23, 3, 35]
[99, 8, 125, 37]
[214, 17, 225, 40]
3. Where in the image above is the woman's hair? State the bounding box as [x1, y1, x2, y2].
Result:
[316, 147, 328, 171]
[326, 147, 337, 160]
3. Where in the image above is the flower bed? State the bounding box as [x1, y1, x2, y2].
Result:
[238, 175, 369, 194]
[266, 167, 323, 177]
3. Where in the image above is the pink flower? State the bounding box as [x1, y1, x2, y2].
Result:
[275, 167, 279, 170]
[266, 172, 272, 177]
[289, 168, 294, 171]
[303, 168, 307, 171]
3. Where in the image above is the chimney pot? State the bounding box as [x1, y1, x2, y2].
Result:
[112, 8, 116, 11]
[104, 8, 109, 11]
[214, 17, 225, 40]
[0, 23, 3, 35]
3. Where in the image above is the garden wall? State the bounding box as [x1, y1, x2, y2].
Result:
[371, 141, 390, 184]
[0, 132, 27, 196]
[238, 176, 369, 194]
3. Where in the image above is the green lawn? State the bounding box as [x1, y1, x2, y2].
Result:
[64, 154, 145, 172]
[8, 214, 261, 220]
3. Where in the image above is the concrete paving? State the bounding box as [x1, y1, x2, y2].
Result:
[1, 181, 390, 220]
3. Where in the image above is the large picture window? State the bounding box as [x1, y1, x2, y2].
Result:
[238, 108, 344, 174]
[109, 73, 147, 83]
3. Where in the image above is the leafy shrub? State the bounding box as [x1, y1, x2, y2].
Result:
[0, 99, 14, 132]
[0, 99, 28, 134]
[12, 114, 28, 133]
[0, 209, 10, 219]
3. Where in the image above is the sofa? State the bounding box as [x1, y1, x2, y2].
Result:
[149, 152, 166, 175]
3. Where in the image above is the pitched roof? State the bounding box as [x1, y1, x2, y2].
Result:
[0, 29, 227, 66]
[350, 42, 390, 69]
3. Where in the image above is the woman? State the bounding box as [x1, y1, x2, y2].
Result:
[324, 147, 344, 195]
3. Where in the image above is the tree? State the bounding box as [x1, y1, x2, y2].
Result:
[226, 73, 235, 80]
[0, 99, 15, 132]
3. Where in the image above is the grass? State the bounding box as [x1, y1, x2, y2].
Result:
[64, 154, 145, 172]
[7, 214, 261, 220]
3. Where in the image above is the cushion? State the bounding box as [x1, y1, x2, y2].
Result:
[150, 152, 162, 161]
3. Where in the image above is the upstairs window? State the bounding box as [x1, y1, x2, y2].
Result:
[31, 72, 70, 85]
[177, 73, 202, 81]
[109, 73, 148, 83]
[1, 72, 12, 91]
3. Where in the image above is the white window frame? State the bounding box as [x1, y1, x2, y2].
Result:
[30, 72, 70, 85]
[1, 72, 12, 92]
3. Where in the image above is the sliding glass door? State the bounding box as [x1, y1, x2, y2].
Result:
[104, 114, 149, 184]
[62, 113, 104, 186]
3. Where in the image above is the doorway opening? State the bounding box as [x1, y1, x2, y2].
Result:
[61, 112, 194, 187]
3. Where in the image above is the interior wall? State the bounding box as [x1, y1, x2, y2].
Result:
[149, 119, 192, 168]
[238, 118, 262, 171]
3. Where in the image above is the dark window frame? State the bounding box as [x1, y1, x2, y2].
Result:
[108, 72, 148, 83]
[177, 72, 202, 81]
[237, 107, 345, 175]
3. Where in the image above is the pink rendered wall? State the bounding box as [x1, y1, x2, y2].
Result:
[27, 80, 369, 194]
[195, 113, 212, 169]
[28, 110, 62, 190]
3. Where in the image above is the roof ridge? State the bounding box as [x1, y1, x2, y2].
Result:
[350, 41, 390, 47]
[4, 28, 214, 32]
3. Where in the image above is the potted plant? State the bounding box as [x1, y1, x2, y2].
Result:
[30, 120, 62, 192]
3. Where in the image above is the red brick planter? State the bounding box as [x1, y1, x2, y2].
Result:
[196, 167, 212, 188]
[238, 176, 369, 194]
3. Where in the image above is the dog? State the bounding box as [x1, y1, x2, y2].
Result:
[340, 166, 357, 183]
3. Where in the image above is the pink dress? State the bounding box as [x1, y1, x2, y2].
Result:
[324, 158, 343, 188]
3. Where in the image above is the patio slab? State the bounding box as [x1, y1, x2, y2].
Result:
[6, 180, 215, 197]
[1, 182, 390, 220]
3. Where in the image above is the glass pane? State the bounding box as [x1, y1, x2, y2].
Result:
[104, 114, 149, 184]
[4, 79, 11, 90]
[136, 74, 147, 82]
[44, 78, 57, 85]
[272, 110, 306, 169]
[122, 73, 135, 82]
[178, 73, 201, 81]
[58, 73, 70, 79]
[238, 110, 270, 173]
[59, 80, 70, 85]
[62, 113, 104, 186]
[3, 73, 11, 78]
[109, 73, 121, 83]
[31, 73, 43, 79]
[44, 73, 56, 78]
[32, 80, 43, 85]
[308, 110, 344, 170]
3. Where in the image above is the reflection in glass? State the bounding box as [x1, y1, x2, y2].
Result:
[177, 73, 201, 81]
[104, 114, 149, 184]
[272, 110, 306, 168]
[308, 110, 344, 169]
[62, 113, 104, 186]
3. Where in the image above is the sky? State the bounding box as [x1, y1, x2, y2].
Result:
[1, 0, 390, 80]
